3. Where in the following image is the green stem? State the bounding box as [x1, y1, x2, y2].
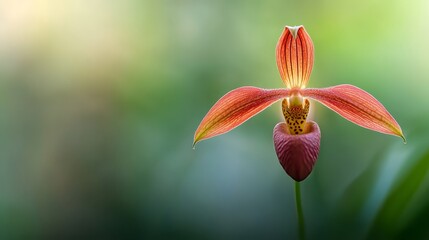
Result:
[295, 181, 306, 240]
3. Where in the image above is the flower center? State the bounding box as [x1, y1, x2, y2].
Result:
[282, 95, 310, 135]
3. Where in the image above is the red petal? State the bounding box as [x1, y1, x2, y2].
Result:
[276, 26, 314, 89]
[301, 84, 405, 140]
[273, 121, 321, 181]
[194, 87, 290, 146]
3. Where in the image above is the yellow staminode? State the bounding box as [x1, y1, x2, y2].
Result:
[282, 97, 310, 135]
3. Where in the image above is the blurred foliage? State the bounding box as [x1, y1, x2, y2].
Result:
[0, 0, 428, 239]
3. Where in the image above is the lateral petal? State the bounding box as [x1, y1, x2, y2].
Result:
[276, 26, 314, 89]
[301, 84, 405, 140]
[193, 87, 290, 146]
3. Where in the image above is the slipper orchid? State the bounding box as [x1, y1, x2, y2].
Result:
[193, 26, 404, 181]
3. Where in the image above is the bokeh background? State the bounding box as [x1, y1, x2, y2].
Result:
[0, 0, 428, 239]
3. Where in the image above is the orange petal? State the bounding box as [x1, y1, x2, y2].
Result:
[301, 84, 405, 141]
[276, 26, 314, 89]
[193, 87, 290, 146]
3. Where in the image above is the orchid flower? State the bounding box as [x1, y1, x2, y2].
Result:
[193, 26, 404, 181]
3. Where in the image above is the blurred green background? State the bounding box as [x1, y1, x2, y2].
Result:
[0, 0, 428, 239]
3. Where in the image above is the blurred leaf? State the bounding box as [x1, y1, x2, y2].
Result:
[368, 146, 429, 238]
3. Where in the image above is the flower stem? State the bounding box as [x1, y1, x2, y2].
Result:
[295, 181, 306, 240]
